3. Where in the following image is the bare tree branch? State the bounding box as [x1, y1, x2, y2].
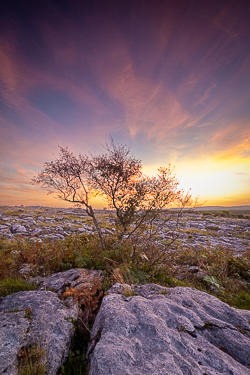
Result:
[32, 138, 195, 261]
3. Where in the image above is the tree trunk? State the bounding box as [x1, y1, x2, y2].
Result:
[86, 205, 105, 251]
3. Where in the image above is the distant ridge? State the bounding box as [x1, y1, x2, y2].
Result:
[1, 205, 250, 211]
[194, 205, 250, 210]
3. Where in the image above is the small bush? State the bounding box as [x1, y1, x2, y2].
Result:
[122, 285, 136, 297]
[231, 291, 250, 310]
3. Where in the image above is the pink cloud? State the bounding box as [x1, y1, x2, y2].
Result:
[1, 1, 250, 207]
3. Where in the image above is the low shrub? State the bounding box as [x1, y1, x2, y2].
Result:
[1, 234, 249, 309]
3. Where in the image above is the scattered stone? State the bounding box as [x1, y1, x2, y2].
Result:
[0, 206, 250, 254]
[187, 266, 199, 273]
[0, 224, 9, 230]
[10, 224, 27, 234]
[11, 250, 19, 254]
[19, 263, 35, 276]
[196, 271, 208, 280]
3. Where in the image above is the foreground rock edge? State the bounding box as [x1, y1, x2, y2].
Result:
[0, 290, 77, 375]
[0, 268, 102, 375]
[87, 283, 250, 375]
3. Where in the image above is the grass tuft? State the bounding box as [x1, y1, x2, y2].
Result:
[18, 345, 48, 375]
[0, 278, 38, 297]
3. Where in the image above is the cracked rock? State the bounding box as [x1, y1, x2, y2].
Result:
[87, 284, 250, 375]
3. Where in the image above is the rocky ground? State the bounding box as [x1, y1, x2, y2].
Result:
[0, 206, 250, 374]
[1, 270, 250, 375]
[0, 206, 249, 255]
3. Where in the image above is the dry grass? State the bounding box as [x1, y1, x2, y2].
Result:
[18, 345, 48, 375]
[0, 231, 250, 309]
[121, 284, 136, 297]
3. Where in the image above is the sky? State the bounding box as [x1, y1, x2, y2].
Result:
[0, 0, 250, 208]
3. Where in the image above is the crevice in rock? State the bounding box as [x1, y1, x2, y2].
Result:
[186, 330, 197, 338]
[86, 328, 103, 359]
[194, 323, 250, 368]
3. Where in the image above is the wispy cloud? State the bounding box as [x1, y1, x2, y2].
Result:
[0, 1, 250, 206]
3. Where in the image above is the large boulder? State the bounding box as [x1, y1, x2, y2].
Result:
[0, 268, 103, 375]
[0, 290, 78, 375]
[87, 284, 250, 375]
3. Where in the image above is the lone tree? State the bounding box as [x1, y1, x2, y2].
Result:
[32, 139, 193, 256]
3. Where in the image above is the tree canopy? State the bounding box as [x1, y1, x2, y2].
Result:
[32, 139, 193, 253]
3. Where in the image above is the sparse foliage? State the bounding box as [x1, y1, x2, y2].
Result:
[32, 137, 193, 255]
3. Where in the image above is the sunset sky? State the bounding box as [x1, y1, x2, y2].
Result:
[0, 0, 250, 208]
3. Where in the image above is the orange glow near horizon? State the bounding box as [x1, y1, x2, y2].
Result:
[1, 155, 249, 208]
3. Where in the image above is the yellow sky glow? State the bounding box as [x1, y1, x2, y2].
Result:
[143, 157, 250, 206]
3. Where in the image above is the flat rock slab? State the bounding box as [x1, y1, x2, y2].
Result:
[0, 290, 78, 375]
[87, 284, 250, 375]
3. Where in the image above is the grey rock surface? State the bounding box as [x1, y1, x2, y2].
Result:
[0, 290, 78, 375]
[87, 284, 250, 375]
